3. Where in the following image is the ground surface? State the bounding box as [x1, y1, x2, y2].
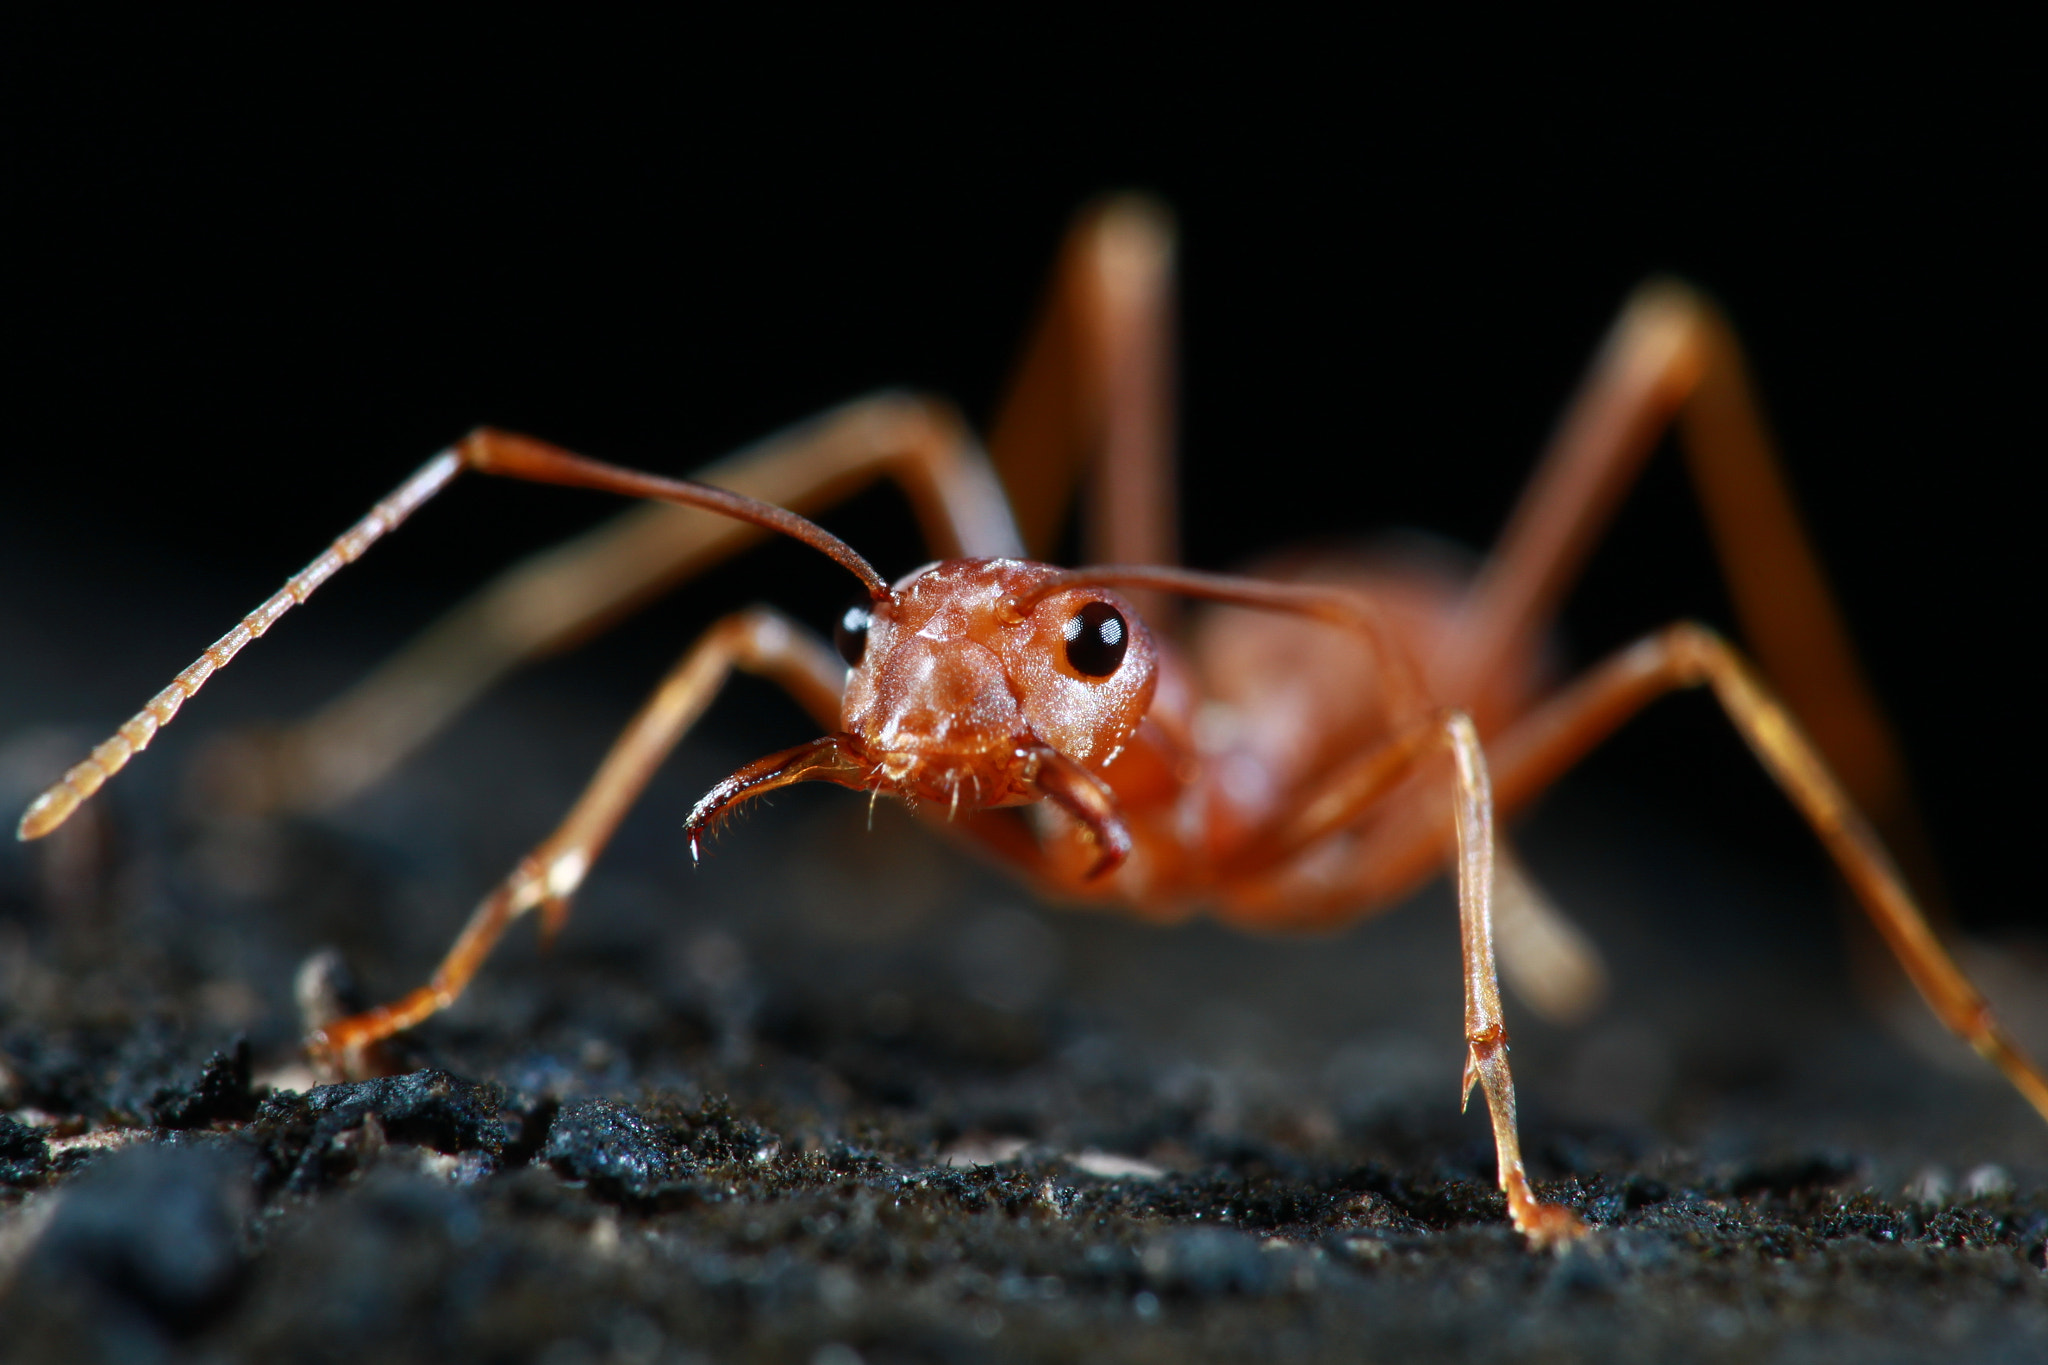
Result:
[4, 548, 2048, 1365]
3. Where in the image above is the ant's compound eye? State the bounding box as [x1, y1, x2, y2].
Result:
[834, 599, 873, 666]
[1062, 602, 1128, 677]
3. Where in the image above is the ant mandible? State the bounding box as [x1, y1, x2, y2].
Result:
[18, 197, 2047, 1248]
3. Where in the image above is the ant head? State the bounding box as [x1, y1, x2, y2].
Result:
[835, 558, 1157, 806]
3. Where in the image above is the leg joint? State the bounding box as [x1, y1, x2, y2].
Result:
[1466, 1021, 1508, 1053]
[847, 389, 969, 448]
[456, 426, 512, 468]
[1659, 619, 1729, 682]
[718, 606, 807, 669]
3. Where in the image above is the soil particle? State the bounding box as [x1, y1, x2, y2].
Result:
[7, 1144, 251, 1358]
[543, 1097, 702, 1202]
[0, 1116, 52, 1186]
[1138, 1226, 1296, 1296]
[251, 1068, 510, 1195]
[148, 1038, 258, 1130]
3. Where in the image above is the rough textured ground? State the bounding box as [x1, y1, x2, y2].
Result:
[4, 551, 2048, 1365]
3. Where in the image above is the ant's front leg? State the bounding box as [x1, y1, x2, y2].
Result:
[1439, 713, 1588, 1247]
[309, 607, 844, 1079]
[1216, 709, 1589, 1247]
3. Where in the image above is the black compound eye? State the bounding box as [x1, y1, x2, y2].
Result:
[834, 598, 873, 666]
[1062, 601, 1128, 677]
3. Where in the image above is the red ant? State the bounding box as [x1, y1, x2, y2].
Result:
[19, 198, 2047, 1247]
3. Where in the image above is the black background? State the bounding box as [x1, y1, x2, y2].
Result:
[3, 24, 2037, 928]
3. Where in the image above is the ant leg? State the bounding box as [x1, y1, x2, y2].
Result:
[1438, 713, 1588, 1247]
[1219, 710, 1586, 1245]
[1246, 623, 2048, 1126]
[234, 394, 1019, 815]
[1481, 623, 2048, 1124]
[309, 606, 844, 1077]
[988, 196, 1179, 612]
[1493, 839, 1608, 1026]
[1442, 284, 1921, 864]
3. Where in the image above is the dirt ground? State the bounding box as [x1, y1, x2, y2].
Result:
[4, 546, 2047, 1365]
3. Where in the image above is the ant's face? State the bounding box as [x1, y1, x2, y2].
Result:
[834, 558, 1157, 807]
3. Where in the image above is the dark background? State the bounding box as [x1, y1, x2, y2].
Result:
[1, 26, 2037, 928]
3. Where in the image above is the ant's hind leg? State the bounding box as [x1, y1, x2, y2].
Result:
[1443, 284, 1925, 874]
[308, 607, 844, 1079]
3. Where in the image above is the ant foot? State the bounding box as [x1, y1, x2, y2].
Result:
[1512, 1195, 1589, 1249]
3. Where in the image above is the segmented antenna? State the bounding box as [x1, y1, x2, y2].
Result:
[16, 449, 464, 841]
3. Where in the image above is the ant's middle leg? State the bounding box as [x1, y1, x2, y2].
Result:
[308, 606, 844, 1078]
[1478, 622, 2048, 1124]
[1262, 622, 2048, 1126]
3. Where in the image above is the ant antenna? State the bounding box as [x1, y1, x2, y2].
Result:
[17, 429, 888, 841]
